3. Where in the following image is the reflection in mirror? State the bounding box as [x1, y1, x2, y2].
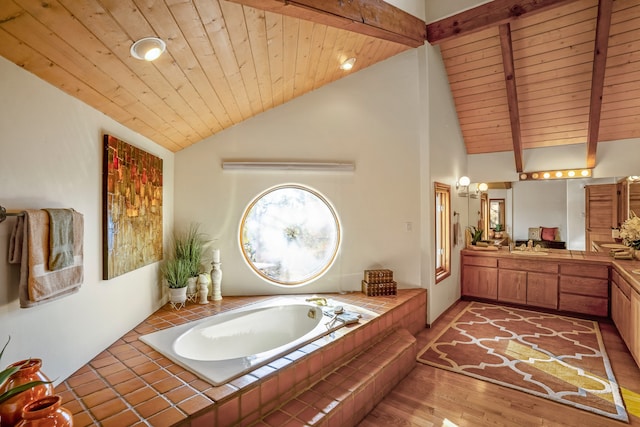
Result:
[489, 199, 505, 229]
[240, 184, 340, 286]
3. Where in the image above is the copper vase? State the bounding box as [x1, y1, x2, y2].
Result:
[0, 359, 54, 427]
[15, 395, 73, 427]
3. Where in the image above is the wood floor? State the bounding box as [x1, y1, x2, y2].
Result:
[359, 300, 640, 427]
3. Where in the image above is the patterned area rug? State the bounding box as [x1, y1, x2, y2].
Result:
[417, 302, 628, 422]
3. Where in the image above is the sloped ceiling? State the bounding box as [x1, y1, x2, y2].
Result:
[427, 0, 640, 172]
[1, 0, 638, 171]
[0, 0, 420, 152]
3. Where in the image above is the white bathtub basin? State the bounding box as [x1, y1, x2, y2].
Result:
[140, 298, 359, 385]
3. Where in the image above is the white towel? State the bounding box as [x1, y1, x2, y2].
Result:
[18, 209, 84, 308]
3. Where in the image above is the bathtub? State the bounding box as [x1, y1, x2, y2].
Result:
[140, 298, 357, 385]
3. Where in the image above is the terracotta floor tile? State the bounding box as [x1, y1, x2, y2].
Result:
[96, 360, 128, 377]
[66, 370, 100, 388]
[165, 384, 198, 404]
[82, 387, 119, 408]
[89, 396, 128, 420]
[132, 360, 161, 376]
[204, 383, 238, 401]
[141, 367, 173, 385]
[178, 394, 213, 415]
[104, 368, 136, 386]
[113, 377, 146, 396]
[146, 406, 186, 427]
[263, 409, 291, 426]
[125, 386, 158, 406]
[100, 408, 142, 427]
[70, 411, 97, 427]
[89, 354, 119, 369]
[135, 395, 171, 419]
[74, 379, 108, 398]
[151, 375, 184, 394]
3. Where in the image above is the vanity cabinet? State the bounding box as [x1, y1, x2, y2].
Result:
[461, 255, 497, 300]
[611, 269, 631, 345]
[461, 252, 609, 316]
[631, 288, 640, 367]
[498, 258, 558, 309]
[558, 263, 609, 317]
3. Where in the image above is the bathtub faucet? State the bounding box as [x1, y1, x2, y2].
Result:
[305, 297, 328, 306]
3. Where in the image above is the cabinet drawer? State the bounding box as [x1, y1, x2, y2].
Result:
[559, 294, 608, 317]
[560, 263, 609, 279]
[499, 258, 558, 274]
[612, 269, 632, 298]
[560, 276, 609, 298]
[463, 256, 497, 268]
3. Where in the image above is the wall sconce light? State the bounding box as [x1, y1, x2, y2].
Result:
[131, 37, 166, 61]
[456, 176, 471, 196]
[478, 182, 489, 192]
[340, 57, 356, 71]
[519, 168, 592, 181]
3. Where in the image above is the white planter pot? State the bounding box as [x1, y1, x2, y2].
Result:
[169, 286, 187, 309]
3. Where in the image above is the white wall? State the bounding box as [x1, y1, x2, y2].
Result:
[175, 50, 424, 296]
[0, 57, 174, 382]
[423, 43, 468, 323]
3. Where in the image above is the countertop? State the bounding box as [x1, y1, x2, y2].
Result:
[462, 246, 640, 294]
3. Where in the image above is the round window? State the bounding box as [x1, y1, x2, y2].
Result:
[239, 185, 341, 286]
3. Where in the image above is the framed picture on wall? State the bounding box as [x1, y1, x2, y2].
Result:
[102, 134, 163, 279]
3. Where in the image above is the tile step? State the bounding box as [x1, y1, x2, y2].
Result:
[253, 328, 417, 426]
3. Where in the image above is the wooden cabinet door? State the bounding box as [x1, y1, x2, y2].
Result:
[630, 289, 640, 368]
[498, 270, 527, 304]
[611, 282, 630, 346]
[585, 184, 618, 251]
[527, 272, 558, 309]
[462, 265, 498, 300]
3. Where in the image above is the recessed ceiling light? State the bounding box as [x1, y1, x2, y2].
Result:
[131, 37, 166, 61]
[340, 57, 356, 71]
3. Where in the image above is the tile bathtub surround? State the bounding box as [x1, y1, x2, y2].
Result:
[55, 289, 426, 426]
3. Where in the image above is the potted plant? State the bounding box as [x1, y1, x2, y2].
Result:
[468, 226, 483, 245]
[173, 224, 208, 298]
[494, 223, 504, 238]
[162, 258, 191, 309]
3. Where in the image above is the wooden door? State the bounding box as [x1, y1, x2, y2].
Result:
[527, 272, 558, 309]
[585, 184, 617, 252]
[462, 265, 498, 300]
[498, 270, 527, 304]
[630, 289, 640, 367]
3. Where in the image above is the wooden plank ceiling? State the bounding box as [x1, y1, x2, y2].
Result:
[0, 0, 419, 152]
[428, 0, 640, 171]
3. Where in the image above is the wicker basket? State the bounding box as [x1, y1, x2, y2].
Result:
[363, 269, 394, 284]
[361, 280, 397, 296]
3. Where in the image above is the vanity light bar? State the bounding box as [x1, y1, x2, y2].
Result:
[519, 168, 592, 181]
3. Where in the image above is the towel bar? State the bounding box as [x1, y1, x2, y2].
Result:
[0, 206, 24, 223]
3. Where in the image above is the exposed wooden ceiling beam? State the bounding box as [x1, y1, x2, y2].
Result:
[427, 0, 578, 45]
[227, 0, 426, 47]
[586, 0, 613, 168]
[499, 24, 524, 173]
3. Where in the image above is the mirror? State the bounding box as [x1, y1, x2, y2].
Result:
[489, 199, 505, 229]
[473, 176, 637, 251]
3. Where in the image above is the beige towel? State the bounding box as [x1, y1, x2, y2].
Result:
[18, 209, 84, 308]
[8, 214, 24, 264]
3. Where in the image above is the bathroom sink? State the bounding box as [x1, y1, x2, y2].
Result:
[600, 243, 628, 249]
[511, 251, 549, 256]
